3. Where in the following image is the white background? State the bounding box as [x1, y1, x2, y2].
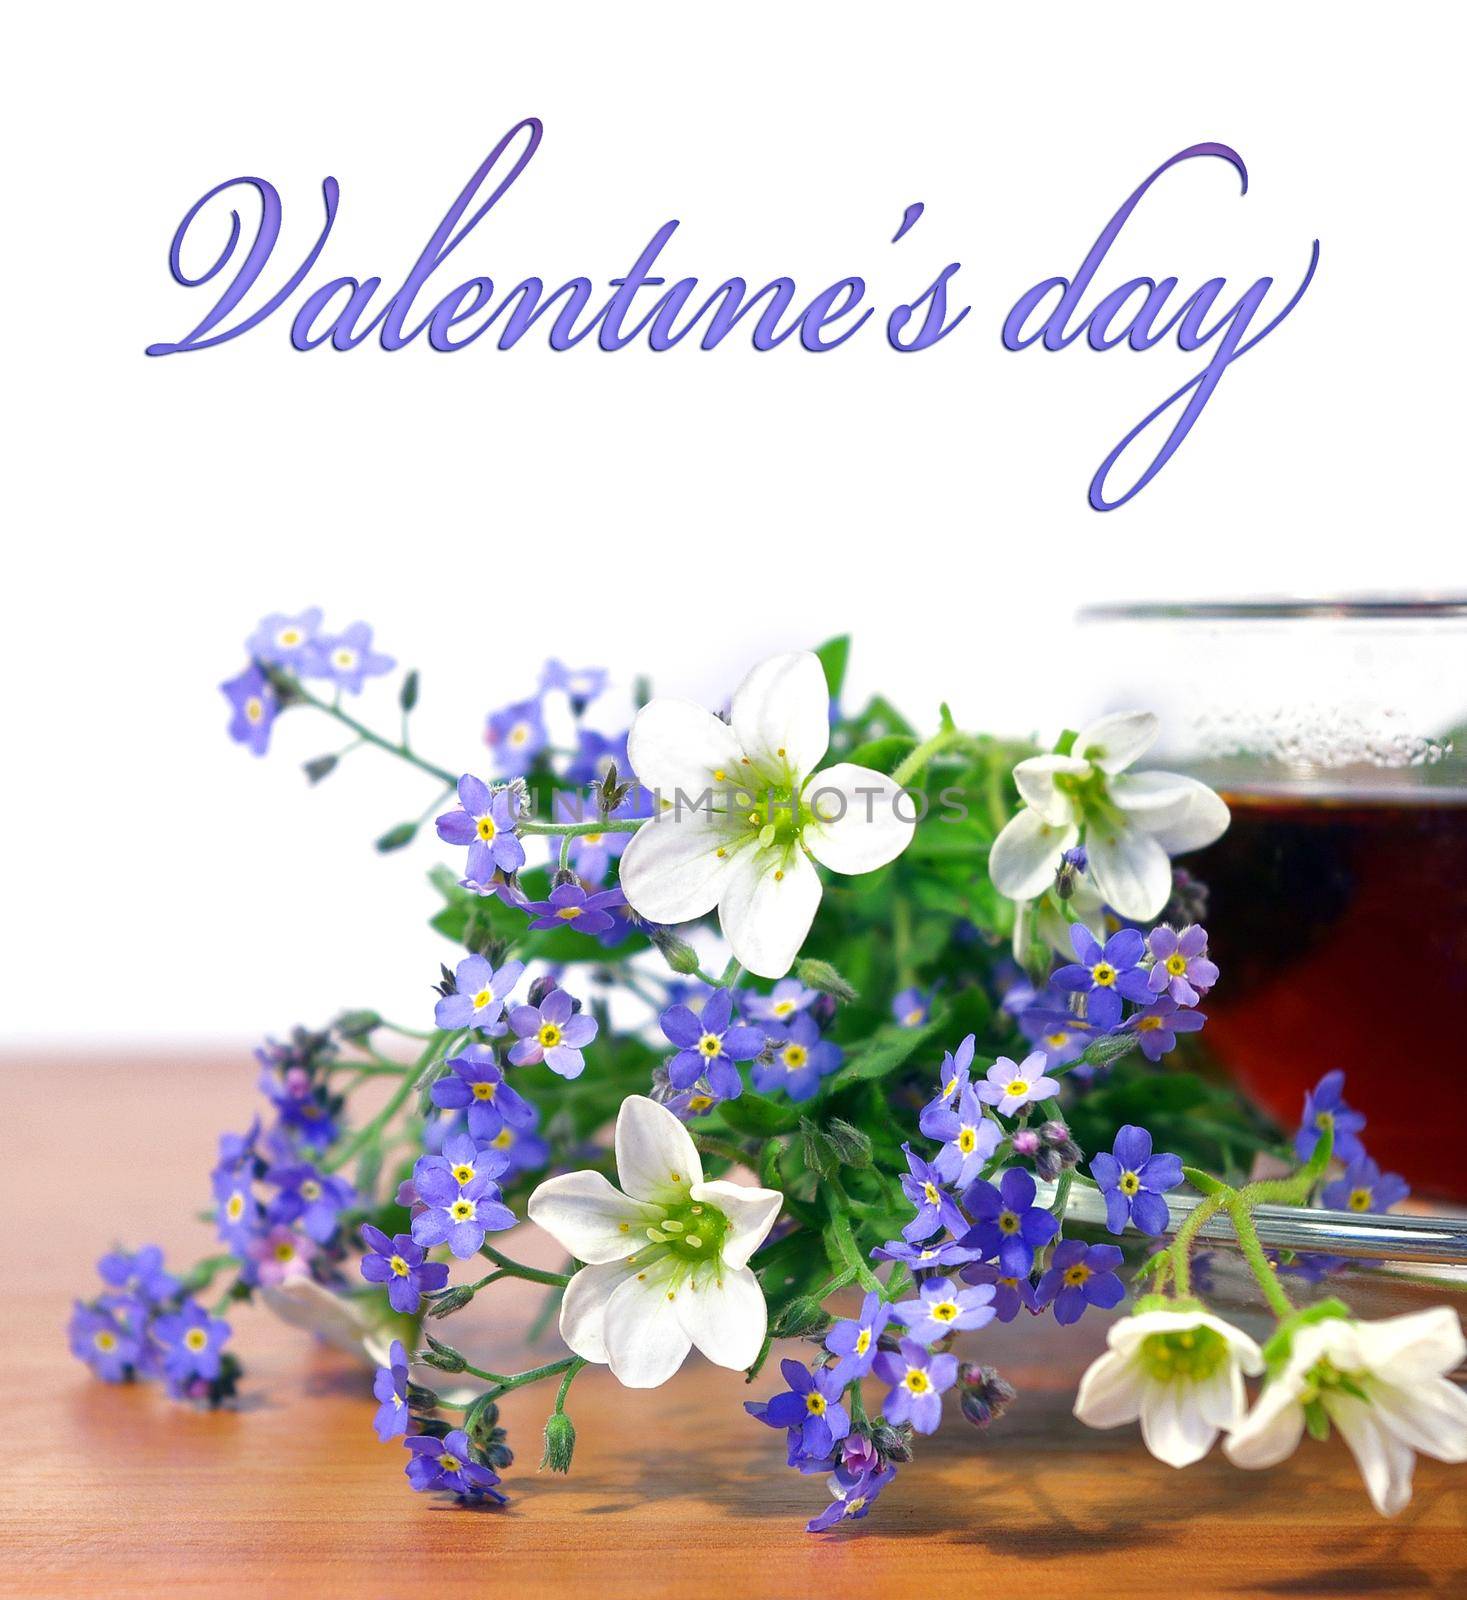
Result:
[4, 1, 1464, 1045]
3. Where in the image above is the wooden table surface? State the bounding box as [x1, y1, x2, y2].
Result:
[5, 1053, 1464, 1598]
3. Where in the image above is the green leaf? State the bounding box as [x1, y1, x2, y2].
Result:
[718, 1092, 804, 1137]
[846, 735, 917, 775]
[833, 1013, 945, 1085]
[814, 634, 851, 702]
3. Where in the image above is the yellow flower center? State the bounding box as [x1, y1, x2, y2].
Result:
[774, 1000, 797, 1018]
[244, 697, 264, 723]
[687, 1095, 713, 1112]
[471, 988, 495, 1010]
[333, 648, 356, 670]
[1119, 1171, 1141, 1196]
[1165, 952, 1188, 977]
[184, 1328, 209, 1353]
[300, 1179, 321, 1201]
[1063, 1263, 1091, 1288]
[1046, 1031, 1070, 1047]
[472, 1081, 497, 1101]
[450, 1199, 476, 1222]
[697, 1032, 723, 1058]
[806, 1393, 826, 1416]
[1091, 962, 1117, 987]
[452, 1163, 476, 1185]
[94, 1330, 117, 1353]
[1136, 1016, 1164, 1032]
[783, 1044, 809, 1071]
[508, 723, 531, 746]
[998, 1210, 1021, 1234]
[923, 1182, 941, 1206]
[903, 1368, 932, 1394]
[437, 1452, 462, 1472]
[855, 1329, 871, 1356]
[274, 1241, 296, 1263]
[226, 1193, 245, 1222]
[278, 627, 302, 647]
[492, 1131, 513, 1149]
[476, 815, 497, 842]
[904, 1008, 925, 1026]
[538, 1022, 563, 1049]
[555, 906, 583, 921]
[931, 1301, 959, 1323]
[958, 1127, 977, 1155]
[1348, 1187, 1373, 1212]
[388, 1254, 410, 1277]
[1005, 1079, 1030, 1099]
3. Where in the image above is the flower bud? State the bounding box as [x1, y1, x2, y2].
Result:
[406, 1381, 441, 1412]
[870, 1420, 915, 1464]
[551, 867, 579, 890]
[374, 821, 418, 853]
[823, 1118, 873, 1170]
[770, 1296, 832, 1338]
[426, 1284, 477, 1319]
[957, 1363, 1017, 1429]
[541, 1411, 577, 1474]
[795, 958, 858, 1003]
[420, 1335, 467, 1373]
[1011, 1128, 1041, 1158]
[333, 1008, 381, 1041]
[651, 929, 703, 976]
[303, 753, 339, 785]
[528, 974, 561, 1008]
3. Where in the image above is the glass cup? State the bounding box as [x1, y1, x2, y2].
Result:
[1076, 598, 1467, 1199]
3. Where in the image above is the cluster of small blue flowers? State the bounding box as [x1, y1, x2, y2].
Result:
[1279, 1070, 1410, 1281]
[652, 979, 844, 1115]
[369, 1339, 509, 1503]
[69, 1247, 237, 1406]
[1010, 912, 1218, 1078]
[222, 608, 396, 755]
[748, 1030, 1183, 1531]
[210, 1029, 361, 1294]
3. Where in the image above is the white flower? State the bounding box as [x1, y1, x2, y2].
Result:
[261, 1276, 395, 1369]
[1225, 1307, 1467, 1515]
[527, 1095, 783, 1389]
[1073, 1304, 1263, 1467]
[618, 651, 916, 978]
[989, 711, 1229, 922]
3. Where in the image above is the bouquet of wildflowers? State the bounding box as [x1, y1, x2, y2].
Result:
[72, 615, 1467, 1527]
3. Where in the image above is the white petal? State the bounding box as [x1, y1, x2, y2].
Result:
[675, 1262, 767, 1370]
[260, 1278, 378, 1368]
[1073, 711, 1159, 774]
[988, 808, 1078, 902]
[1369, 1377, 1467, 1463]
[729, 651, 830, 780]
[626, 696, 747, 798]
[717, 842, 822, 979]
[527, 1169, 663, 1265]
[1224, 1382, 1306, 1471]
[689, 1178, 784, 1270]
[802, 763, 917, 876]
[1193, 1365, 1247, 1435]
[1106, 1309, 1264, 1376]
[603, 1264, 694, 1388]
[1012, 755, 1088, 825]
[1073, 1349, 1144, 1429]
[1353, 1307, 1466, 1381]
[1329, 1393, 1417, 1516]
[1085, 821, 1173, 920]
[617, 808, 742, 925]
[1116, 772, 1230, 855]
[1140, 1381, 1218, 1467]
[558, 1256, 648, 1365]
[615, 1094, 704, 1204]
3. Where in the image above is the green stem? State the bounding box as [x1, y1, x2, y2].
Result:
[520, 817, 642, 838]
[695, 1135, 754, 1167]
[1226, 1198, 1296, 1319]
[1168, 1190, 1229, 1299]
[325, 1030, 447, 1173]
[880, 1263, 912, 1304]
[848, 1382, 871, 1431]
[891, 723, 963, 789]
[460, 1355, 578, 1393]
[286, 677, 456, 785]
[1050, 1168, 1074, 1220]
[552, 1357, 586, 1413]
[823, 1194, 881, 1294]
[479, 1244, 572, 1288]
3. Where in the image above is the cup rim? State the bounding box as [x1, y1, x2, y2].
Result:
[1078, 595, 1467, 622]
